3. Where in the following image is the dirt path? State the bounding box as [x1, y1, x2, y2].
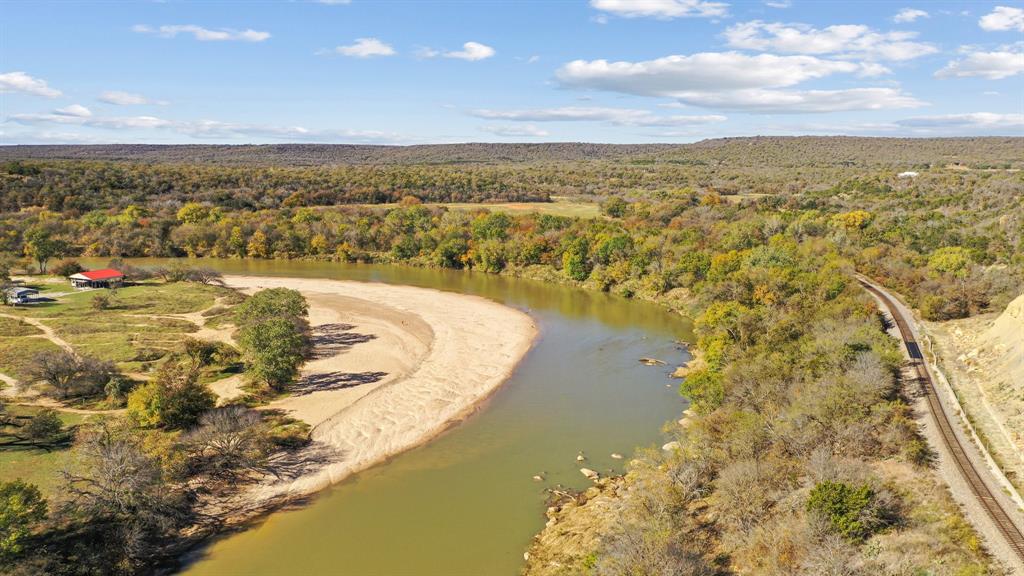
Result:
[0, 313, 74, 351]
[860, 277, 1024, 571]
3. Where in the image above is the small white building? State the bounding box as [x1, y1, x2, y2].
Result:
[897, 171, 919, 178]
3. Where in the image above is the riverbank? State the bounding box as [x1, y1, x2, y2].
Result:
[220, 275, 538, 511]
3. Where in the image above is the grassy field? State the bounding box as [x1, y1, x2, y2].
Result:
[0, 337, 61, 381]
[354, 196, 601, 219]
[0, 405, 89, 497]
[6, 279, 237, 373]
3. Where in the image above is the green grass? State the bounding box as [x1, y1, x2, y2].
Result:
[0, 316, 43, 337]
[0, 405, 87, 497]
[5, 281, 238, 371]
[12, 281, 228, 319]
[0, 337, 60, 381]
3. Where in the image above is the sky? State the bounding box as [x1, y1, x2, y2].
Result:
[1, 0, 1022, 145]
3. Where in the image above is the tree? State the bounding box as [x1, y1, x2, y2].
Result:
[185, 405, 271, 480]
[562, 237, 592, 281]
[51, 259, 84, 277]
[928, 246, 972, 279]
[237, 317, 307, 391]
[176, 202, 210, 224]
[247, 230, 270, 259]
[23, 408, 63, 442]
[26, 350, 117, 399]
[126, 362, 215, 429]
[23, 228, 65, 274]
[600, 197, 629, 218]
[0, 480, 47, 559]
[61, 421, 191, 570]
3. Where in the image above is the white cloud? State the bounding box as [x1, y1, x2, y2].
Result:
[893, 8, 928, 23]
[471, 106, 726, 126]
[54, 104, 92, 118]
[98, 90, 160, 105]
[479, 124, 550, 137]
[12, 111, 171, 129]
[333, 38, 395, 58]
[9, 108, 407, 143]
[669, 87, 923, 113]
[723, 21, 937, 61]
[558, 52, 883, 94]
[590, 0, 728, 19]
[936, 48, 1024, 79]
[555, 52, 924, 113]
[417, 41, 495, 61]
[764, 0, 791, 8]
[979, 6, 1024, 32]
[896, 112, 1024, 132]
[444, 42, 495, 61]
[0, 71, 61, 98]
[133, 24, 270, 42]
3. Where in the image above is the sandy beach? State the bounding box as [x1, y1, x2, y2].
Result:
[221, 275, 538, 507]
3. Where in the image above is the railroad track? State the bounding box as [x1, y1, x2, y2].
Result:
[859, 279, 1024, 562]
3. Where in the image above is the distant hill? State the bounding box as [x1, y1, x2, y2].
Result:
[1, 137, 1020, 168]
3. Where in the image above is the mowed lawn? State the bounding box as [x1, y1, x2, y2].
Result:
[3, 280, 237, 373]
[354, 197, 601, 219]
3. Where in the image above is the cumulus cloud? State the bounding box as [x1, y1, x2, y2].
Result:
[558, 52, 883, 94]
[979, 6, 1024, 32]
[590, 0, 728, 19]
[54, 104, 92, 118]
[479, 124, 550, 137]
[444, 42, 495, 61]
[936, 47, 1024, 79]
[98, 90, 159, 105]
[0, 71, 62, 98]
[133, 24, 270, 42]
[723, 21, 937, 61]
[893, 8, 928, 23]
[417, 41, 495, 61]
[555, 52, 923, 113]
[471, 106, 726, 126]
[332, 38, 396, 58]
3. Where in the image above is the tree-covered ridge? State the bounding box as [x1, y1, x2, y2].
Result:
[1, 137, 1021, 167]
[1, 137, 1021, 214]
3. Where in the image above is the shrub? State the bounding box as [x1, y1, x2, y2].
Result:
[127, 363, 215, 429]
[51, 259, 84, 277]
[0, 480, 47, 559]
[806, 480, 888, 542]
[22, 409, 63, 442]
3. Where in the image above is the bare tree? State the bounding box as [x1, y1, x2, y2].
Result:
[26, 350, 116, 399]
[185, 405, 271, 481]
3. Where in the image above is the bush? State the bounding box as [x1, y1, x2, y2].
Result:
[0, 480, 47, 559]
[22, 408, 63, 442]
[51, 259, 84, 277]
[806, 480, 889, 542]
[127, 362, 215, 429]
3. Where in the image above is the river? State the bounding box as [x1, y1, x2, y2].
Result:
[102, 259, 693, 576]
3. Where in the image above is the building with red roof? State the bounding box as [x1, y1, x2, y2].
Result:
[68, 268, 125, 289]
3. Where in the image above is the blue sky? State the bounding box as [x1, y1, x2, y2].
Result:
[1, 0, 1022, 144]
